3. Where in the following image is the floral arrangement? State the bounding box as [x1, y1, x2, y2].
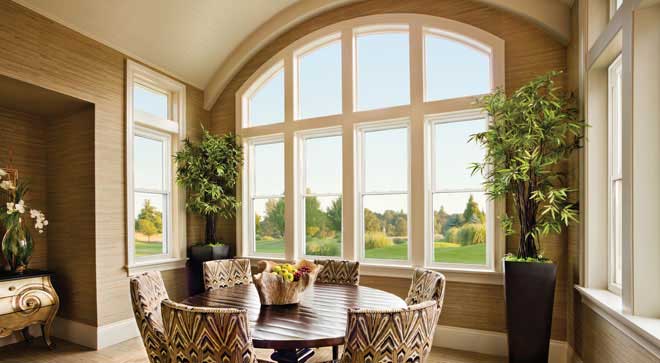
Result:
[0, 167, 48, 272]
[253, 260, 321, 305]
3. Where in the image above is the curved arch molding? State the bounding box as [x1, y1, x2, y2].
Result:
[203, 0, 571, 110]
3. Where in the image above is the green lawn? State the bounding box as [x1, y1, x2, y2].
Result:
[255, 238, 485, 264]
[135, 241, 163, 257]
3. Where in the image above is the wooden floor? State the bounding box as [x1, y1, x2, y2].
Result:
[0, 337, 505, 363]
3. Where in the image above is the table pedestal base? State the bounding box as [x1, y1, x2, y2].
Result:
[270, 348, 314, 363]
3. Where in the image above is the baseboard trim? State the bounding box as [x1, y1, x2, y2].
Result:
[433, 325, 569, 363]
[51, 317, 139, 350]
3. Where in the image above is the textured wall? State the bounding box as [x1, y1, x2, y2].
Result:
[209, 0, 568, 339]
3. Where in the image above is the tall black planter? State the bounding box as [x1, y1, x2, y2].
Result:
[504, 260, 557, 363]
[187, 245, 231, 295]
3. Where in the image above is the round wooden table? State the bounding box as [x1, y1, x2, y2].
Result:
[183, 282, 406, 363]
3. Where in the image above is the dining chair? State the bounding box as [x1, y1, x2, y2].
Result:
[340, 300, 439, 362]
[129, 271, 170, 363]
[314, 259, 360, 286]
[405, 268, 446, 311]
[161, 299, 269, 363]
[203, 258, 253, 291]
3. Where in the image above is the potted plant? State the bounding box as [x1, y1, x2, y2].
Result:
[0, 168, 48, 273]
[174, 127, 243, 261]
[470, 71, 584, 363]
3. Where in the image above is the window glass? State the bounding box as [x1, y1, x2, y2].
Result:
[252, 141, 285, 255]
[425, 34, 491, 101]
[363, 194, 408, 260]
[432, 192, 487, 265]
[134, 135, 164, 190]
[134, 83, 168, 120]
[254, 198, 285, 255]
[303, 135, 342, 257]
[248, 68, 285, 126]
[254, 142, 285, 196]
[433, 119, 486, 190]
[356, 31, 410, 111]
[364, 127, 408, 192]
[134, 192, 167, 258]
[298, 40, 342, 119]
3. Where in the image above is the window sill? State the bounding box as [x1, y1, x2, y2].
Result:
[125, 257, 188, 276]
[576, 286, 660, 356]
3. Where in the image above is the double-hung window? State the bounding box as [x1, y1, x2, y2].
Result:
[608, 55, 623, 294]
[126, 60, 186, 274]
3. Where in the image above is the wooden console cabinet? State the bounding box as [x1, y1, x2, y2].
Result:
[0, 270, 59, 348]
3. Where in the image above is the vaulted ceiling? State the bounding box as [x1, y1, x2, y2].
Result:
[13, 0, 572, 110]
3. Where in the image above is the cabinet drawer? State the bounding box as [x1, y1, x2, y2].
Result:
[0, 277, 44, 299]
[0, 290, 56, 315]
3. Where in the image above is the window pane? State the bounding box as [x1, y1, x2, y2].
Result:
[134, 83, 168, 120]
[305, 135, 341, 194]
[134, 192, 167, 258]
[363, 194, 408, 260]
[134, 135, 164, 190]
[254, 141, 284, 196]
[364, 127, 408, 192]
[356, 32, 410, 111]
[424, 34, 491, 101]
[298, 40, 342, 119]
[434, 119, 486, 190]
[613, 65, 623, 177]
[433, 192, 487, 265]
[254, 197, 285, 255]
[249, 68, 285, 126]
[305, 196, 342, 257]
[613, 180, 622, 286]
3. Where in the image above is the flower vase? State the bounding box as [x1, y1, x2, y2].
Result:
[1, 222, 33, 273]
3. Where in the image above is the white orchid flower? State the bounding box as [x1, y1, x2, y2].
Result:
[15, 200, 25, 214]
[0, 180, 15, 190]
[0, 168, 6, 177]
[6, 202, 15, 214]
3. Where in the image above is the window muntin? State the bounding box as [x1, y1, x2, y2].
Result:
[247, 66, 285, 127]
[355, 29, 410, 111]
[249, 139, 286, 256]
[296, 38, 342, 120]
[608, 55, 623, 293]
[358, 124, 410, 262]
[424, 32, 491, 102]
[300, 133, 342, 257]
[429, 114, 490, 267]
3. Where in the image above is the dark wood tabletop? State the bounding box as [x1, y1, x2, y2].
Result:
[182, 282, 407, 350]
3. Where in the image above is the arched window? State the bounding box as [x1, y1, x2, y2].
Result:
[236, 14, 504, 274]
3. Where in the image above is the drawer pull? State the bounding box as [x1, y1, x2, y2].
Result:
[8, 286, 16, 292]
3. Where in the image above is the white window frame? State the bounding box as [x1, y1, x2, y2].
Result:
[355, 119, 411, 265]
[245, 135, 286, 259]
[126, 60, 187, 275]
[425, 109, 495, 271]
[296, 127, 344, 259]
[607, 54, 623, 295]
[234, 14, 505, 284]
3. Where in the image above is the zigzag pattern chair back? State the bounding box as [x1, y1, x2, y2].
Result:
[130, 271, 170, 363]
[203, 258, 252, 291]
[341, 300, 439, 362]
[161, 299, 258, 363]
[405, 268, 446, 312]
[314, 259, 360, 286]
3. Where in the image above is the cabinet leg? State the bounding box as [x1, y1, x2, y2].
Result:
[41, 323, 55, 349]
[21, 327, 33, 343]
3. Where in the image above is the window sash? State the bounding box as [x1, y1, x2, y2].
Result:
[608, 55, 624, 294]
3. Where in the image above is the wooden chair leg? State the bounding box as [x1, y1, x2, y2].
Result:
[332, 345, 339, 360]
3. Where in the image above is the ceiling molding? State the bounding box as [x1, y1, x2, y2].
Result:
[203, 0, 572, 110]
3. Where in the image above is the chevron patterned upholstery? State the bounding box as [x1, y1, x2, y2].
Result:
[405, 268, 446, 311]
[341, 300, 439, 362]
[314, 259, 360, 286]
[161, 299, 259, 363]
[203, 258, 253, 291]
[130, 271, 170, 363]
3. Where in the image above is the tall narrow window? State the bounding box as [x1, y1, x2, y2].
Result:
[296, 37, 342, 119]
[300, 132, 342, 257]
[608, 55, 623, 293]
[355, 28, 410, 111]
[126, 60, 186, 273]
[429, 114, 489, 267]
[358, 123, 409, 262]
[249, 139, 285, 256]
